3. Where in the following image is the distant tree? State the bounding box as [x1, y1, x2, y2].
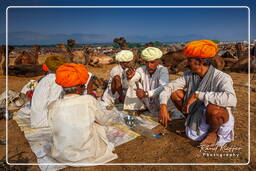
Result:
[112, 42, 120, 48]
[153, 41, 164, 47]
[212, 39, 220, 44]
[127, 43, 143, 48]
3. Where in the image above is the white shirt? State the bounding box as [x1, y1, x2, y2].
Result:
[102, 64, 128, 105]
[160, 69, 237, 108]
[30, 73, 63, 128]
[48, 94, 117, 164]
[126, 65, 169, 115]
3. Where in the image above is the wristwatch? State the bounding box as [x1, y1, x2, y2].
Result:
[195, 91, 199, 99]
[145, 91, 149, 98]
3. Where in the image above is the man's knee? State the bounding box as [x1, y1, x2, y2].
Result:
[206, 104, 229, 123]
[171, 89, 185, 102]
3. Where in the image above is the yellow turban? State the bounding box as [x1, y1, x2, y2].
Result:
[141, 47, 163, 61]
[55, 63, 89, 88]
[184, 40, 218, 58]
[45, 55, 66, 71]
[115, 50, 134, 62]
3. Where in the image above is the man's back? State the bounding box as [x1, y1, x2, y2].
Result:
[31, 73, 62, 128]
[48, 94, 117, 163]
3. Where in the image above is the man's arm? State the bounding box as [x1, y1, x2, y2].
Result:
[158, 73, 187, 127]
[196, 76, 237, 108]
[159, 74, 187, 105]
[127, 69, 141, 87]
[158, 74, 187, 127]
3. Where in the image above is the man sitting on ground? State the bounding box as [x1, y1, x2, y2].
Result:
[102, 50, 134, 105]
[30, 55, 66, 128]
[159, 40, 237, 146]
[48, 63, 117, 164]
[125, 47, 169, 117]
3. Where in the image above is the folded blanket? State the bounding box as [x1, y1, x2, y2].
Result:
[13, 101, 159, 171]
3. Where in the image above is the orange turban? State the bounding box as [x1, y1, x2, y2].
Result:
[42, 64, 49, 72]
[55, 63, 89, 88]
[184, 40, 218, 58]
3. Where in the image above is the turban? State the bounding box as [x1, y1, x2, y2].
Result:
[115, 50, 134, 62]
[42, 64, 49, 72]
[45, 55, 66, 71]
[141, 47, 163, 61]
[184, 40, 218, 58]
[55, 63, 89, 88]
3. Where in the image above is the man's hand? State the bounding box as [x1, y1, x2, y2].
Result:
[126, 67, 136, 80]
[134, 88, 147, 99]
[183, 93, 198, 114]
[159, 104, 171, 128]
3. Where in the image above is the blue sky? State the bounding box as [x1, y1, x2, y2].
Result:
[0, 0, 255, 45]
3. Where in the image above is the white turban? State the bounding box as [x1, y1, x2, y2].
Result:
[115, 50, 134, 62]
[141, 47, 163, 61]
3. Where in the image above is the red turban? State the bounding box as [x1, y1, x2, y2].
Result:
[42, 64, 49, 72]
[55, 63, 89, 88]
[184, 40, 218, 58]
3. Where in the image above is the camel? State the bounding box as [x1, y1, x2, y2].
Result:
[113, 37, 128, 49]
[226, 44, 255, 73]
[14, 45, 40, 65]
[56, 41, 113, 66]
[230, 57, 251, 73]
[221, 58, 238, 71]
[74, 46, 113, 67]
[89, 53, 114, 67]
[113, 37, 145, 64]
[251, 57, 256, 81]
[161, 50, 187, 73]
[0, 45, 15, 75]
[161, 49, 225, 74]
[0, 45, 43, 77]
[7, 45, 44, 77]
[8, 64, 45, 77]
[55, 43, 74, 62]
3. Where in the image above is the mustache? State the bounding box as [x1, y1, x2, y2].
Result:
[148, 68, 156, 72]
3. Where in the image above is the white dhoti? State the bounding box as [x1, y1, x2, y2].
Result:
[186, 108, 234, 146]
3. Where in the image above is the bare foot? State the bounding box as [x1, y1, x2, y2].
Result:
[175, 129, 185, 135]
[200, 133, 218, 147]
[134, 111, 143, 116]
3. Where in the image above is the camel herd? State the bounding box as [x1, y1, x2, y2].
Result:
[0, 38, 255, 77]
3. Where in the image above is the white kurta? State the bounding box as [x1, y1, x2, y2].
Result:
[48, 94, 118, 164]
[160, 69, 237, 146]
[30, 73, 63, 128]
[125, 65, 169, 116]
[102, 64, 128, 105]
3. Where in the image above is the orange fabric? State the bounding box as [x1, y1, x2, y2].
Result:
[184, 40, 218, 58]
[42, 64, 49, 72]
[55, 63, 89, 88]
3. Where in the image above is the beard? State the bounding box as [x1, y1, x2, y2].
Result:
[147, 68, 157, 74]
